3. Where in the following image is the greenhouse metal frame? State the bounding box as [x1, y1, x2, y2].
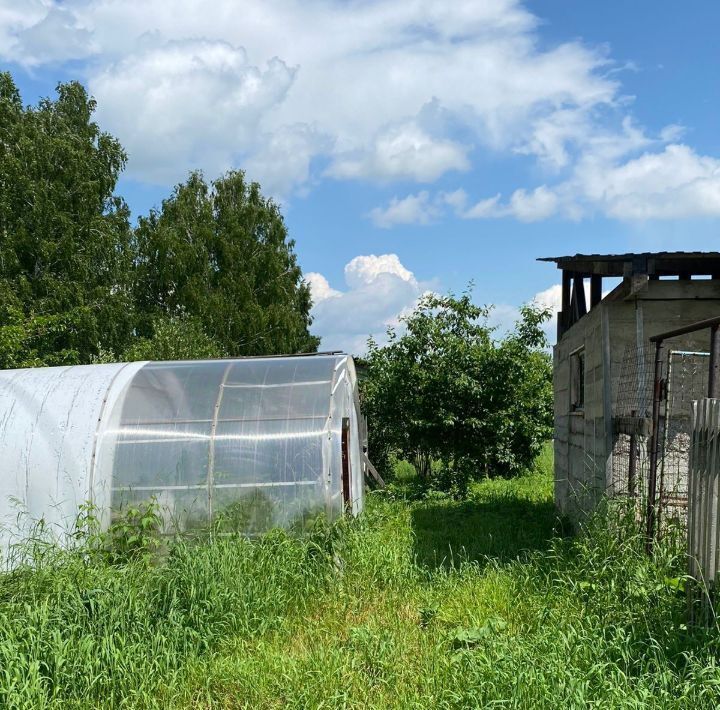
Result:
[0, 353, 365, 560]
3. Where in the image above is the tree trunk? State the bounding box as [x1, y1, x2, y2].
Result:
[413, 451, 432, 479]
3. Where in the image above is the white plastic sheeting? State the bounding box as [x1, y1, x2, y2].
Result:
[0, 361, 146, 558]
[0, 354, 364, 559]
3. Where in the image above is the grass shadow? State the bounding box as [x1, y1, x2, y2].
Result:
[411, 495, 568, 570]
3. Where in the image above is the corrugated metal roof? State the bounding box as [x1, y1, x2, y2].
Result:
[538, 251, 720, 263]
[538, 252, 720, 277]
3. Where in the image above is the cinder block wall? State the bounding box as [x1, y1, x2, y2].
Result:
[554, 279, 720, 520]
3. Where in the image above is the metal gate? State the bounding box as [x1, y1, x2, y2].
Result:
[611, 316, 720, 550]
[658, 351, 710, 528]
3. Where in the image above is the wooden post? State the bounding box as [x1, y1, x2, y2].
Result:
[562, 270, 572, 312]
[590, 274, 602, 308]
[362, 452, 386, 488]
[573, 274, 587, 319]
[559, 270, 572, 338]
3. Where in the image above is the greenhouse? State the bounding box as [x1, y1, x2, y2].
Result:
[0, 354, 365, 560]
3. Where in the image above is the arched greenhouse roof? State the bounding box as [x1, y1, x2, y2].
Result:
[0, 354, 364, 561]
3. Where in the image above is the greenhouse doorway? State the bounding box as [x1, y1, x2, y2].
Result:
[341, 417, 352, 510]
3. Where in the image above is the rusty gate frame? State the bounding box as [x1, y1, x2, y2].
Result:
[646, 315, 720, 552]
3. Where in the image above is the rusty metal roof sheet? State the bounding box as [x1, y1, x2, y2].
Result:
[538, 252, 720, 277]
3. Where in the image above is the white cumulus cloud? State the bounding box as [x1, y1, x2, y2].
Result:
[463, 193, 503, 219]
[368, 191, 440, 228]
[509, 186, 559, 221]
[328, 121, 470, 183]
[308, 259, 609, 353]
[308, 254, 429, 354]
[0, 1, 91, 65]
[344, 254, 417, 289]
[576, 143, 720, 220]
[0, 0, 622, 196]
[369, 188, 472, 227]
[464, 185, 558, 222]
[91, 40, 299, 187]
[305, 272, 341, 304]
[4, 0, 719, 218]
[463, 141, 720, 223]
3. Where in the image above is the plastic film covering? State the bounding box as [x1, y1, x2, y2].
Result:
[100, 354, 364, 534]
[0, 361, 146, 560]
[0, 354, 364, 560]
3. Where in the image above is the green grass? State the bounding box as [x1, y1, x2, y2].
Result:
[2, 449, 720, 708]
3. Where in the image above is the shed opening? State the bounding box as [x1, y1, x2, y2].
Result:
[570, 348, 585, 413]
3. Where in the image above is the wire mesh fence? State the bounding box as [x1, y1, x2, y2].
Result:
[610, 343, 654, 507]
[611, 342, 710, 535]
[660, 351, 710, 529]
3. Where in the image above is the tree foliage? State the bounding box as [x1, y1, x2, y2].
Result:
[133, 170, 319, 356]
[362, 292, 553, 494]
[0, 73, 134, 367]
[0, 73, 318, 366]
[118, 315, 226, 363]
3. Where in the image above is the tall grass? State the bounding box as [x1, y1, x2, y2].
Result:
[1, 450, 719, 708]
[0, 528, 332, 708]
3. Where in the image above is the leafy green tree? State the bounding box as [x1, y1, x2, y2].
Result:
[0, 73, 134, 367]
[133, 170, 319, 357]
[0, 73, 319, 366]
[362, 292, 553, 495]
[121, 315, 225, 362]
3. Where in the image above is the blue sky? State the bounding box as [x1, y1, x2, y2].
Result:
[2, 0, 719, 351]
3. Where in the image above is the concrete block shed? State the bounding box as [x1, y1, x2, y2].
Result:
[540, 252, 720, 520]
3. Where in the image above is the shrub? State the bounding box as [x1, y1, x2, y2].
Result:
[362, 291, 553, 493]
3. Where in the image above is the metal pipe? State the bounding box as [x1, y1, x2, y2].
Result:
[112, 481, 319, 492]
[646, 340, 664, 554]
[628, 433, 637, 497]
[628, 410, 637, 497]
[709, 324, 720, 398]
[650, 315, 720, 343]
